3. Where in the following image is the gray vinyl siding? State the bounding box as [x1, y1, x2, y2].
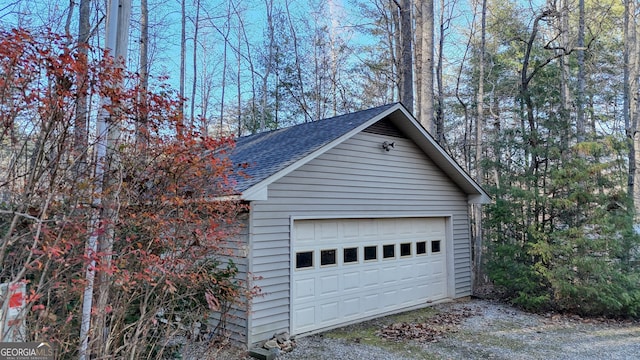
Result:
[247, 131, 472, 345]
[207, 212, 250, 345]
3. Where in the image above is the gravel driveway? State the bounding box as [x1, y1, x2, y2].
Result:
[275, 299, 640, 360]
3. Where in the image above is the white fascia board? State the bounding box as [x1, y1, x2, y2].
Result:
[468, 193, 492, 204]
[241, 184, 268, 201]
[239, 104, 404, 201]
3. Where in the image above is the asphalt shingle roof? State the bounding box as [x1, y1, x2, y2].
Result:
[230, 103, 398, 193]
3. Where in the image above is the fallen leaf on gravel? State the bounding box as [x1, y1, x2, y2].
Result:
[376, 307, 479, 342]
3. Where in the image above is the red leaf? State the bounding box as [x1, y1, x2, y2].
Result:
[9, 292, 23, 308]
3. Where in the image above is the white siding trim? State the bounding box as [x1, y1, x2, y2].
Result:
[243, 185, 268, 201]
[445, 216, 456, 298]
[290, 213, 455, 221]
[246, 202, 256, 346]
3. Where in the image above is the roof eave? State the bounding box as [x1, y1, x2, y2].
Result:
[241, 185, 268, 201]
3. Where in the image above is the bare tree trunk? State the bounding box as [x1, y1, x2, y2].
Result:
[137, 0, 149, 146]
[218, 2, 232, 134]
[80, 1, 130, 358]
[628, 1, 640, 223]
[237, 16, 242, 136]
[454, 3, 474, 172]
[236, 5, 257, 136]
[180, 0, 186, 115]
[74, 0, 90, 158]
[261, 0, 275, 131]
[191, 0, 200, 130]
[390, 0, 401, 101]
[414, 1, 423, 118]
[328, 1, 339, 116]
[473, 0, 486, 291]
[64, 0, 75, 38]
[435, 0, 446, 143]
[286, 1, 312, 121]
[399, 0, 413, 113]
[627, 0, 640, 220]
[419, 0, 434, 132]
[576, 0, 585, 142]
[559, 0, 571, 150]
[314, 31, 321, 120]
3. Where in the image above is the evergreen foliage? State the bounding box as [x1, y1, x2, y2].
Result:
[486, 133, 640, 317]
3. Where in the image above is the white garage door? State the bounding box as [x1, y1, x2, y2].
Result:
[291, 217, 447, 335]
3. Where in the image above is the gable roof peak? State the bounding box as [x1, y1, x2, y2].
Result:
[229, 103, 490, 204]
[231, 103, 401, 193]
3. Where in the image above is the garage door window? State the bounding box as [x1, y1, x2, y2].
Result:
[296, 251, 313, 269]
[383, 244, 395, 259]
[416, 241, 427, 255]
[431, 240, 441, 254]
[400, 243, 411, 257]
[321, 249, 337, 266]
[343, 247, 358, 264]
[364, 245, 377, 261]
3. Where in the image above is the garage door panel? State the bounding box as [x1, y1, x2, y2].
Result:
[294, 278, 315, 300]
[342, 221, 360, 239]
[294, 306, 315, 329]
[320, 275, 339, 295]
[430, 281, 446, 299]
[320, 302, 339, 322]
[362, 269, 379, 287]
[343, 297, 360, 317]
[381, 265, 398, 284]
[295, 222, 316, 242]
[292, 217, 448, 335]
[380, 220, 397, 235]
[415, 262, 429, 277]
[383, 290, 398, 307]
[431, 258, 446, 275]
[400, 286, 420, 302]
[414, 283, 430, 298]
[342, 271, 360, 291]
[413, 220, 430, 234]
[359, 220, 378, 238]
[319, 222, 338, 240]
[363, 294, 379, 312]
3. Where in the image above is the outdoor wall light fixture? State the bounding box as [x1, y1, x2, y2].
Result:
[382, 141, 395, 151]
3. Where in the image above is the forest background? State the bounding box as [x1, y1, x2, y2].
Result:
[2, 0, 640, 358]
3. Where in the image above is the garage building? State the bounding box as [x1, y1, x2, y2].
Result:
[225, 102, 490, 346]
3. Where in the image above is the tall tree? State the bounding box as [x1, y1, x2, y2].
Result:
[434, 0, 448, 144]
[576, 0, 586, 141]
[79, 0, 131, 358]
[559, 0, 571, 150]
[419, 0, 434, 133]
[190, 0, 201, 129]
[473, 0, 487, 290]
[414, 1, 423, 117]
[180, 0, 186, 117]
[73, 0, 90, 156]
[137, 0, 149, 145]
[625, 0, 639, 218]
[399, 0, 413, 113]
[260, 0, 275, 132]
